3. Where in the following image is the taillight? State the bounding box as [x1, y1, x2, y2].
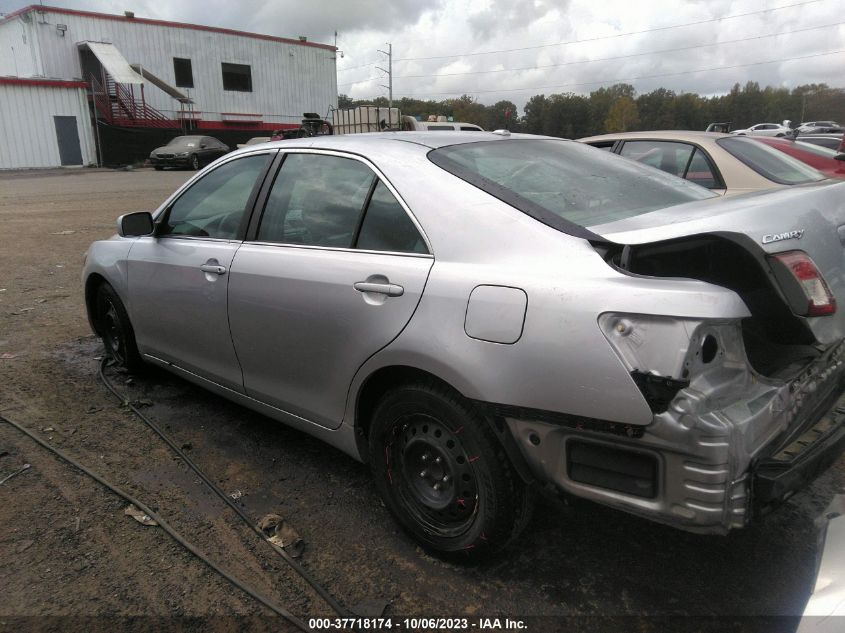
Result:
[773, 250, 837, 316]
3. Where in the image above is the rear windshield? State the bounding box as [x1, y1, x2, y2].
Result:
[716, 137, 825, 184]
[428, 139, 715, 231]
[792, 140, 842, 158]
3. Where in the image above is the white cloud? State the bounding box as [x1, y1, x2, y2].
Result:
[2, 0, 843, 111]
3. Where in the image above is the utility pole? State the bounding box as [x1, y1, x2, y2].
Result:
[376, 43, 392, 109]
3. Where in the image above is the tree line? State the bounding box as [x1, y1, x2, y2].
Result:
[338, 82, 845, 138]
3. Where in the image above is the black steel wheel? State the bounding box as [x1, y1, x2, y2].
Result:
[95, 283, 144, 371]
[369, 381, 532, 557]
[190, 154, 200, 170]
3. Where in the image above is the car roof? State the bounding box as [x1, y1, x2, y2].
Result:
[230, 130, 564, 154]
[578, 130, 731, 144]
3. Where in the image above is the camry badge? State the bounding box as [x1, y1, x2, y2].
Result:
[762, 229, 804, 244]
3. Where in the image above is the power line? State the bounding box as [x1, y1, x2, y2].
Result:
[388, 21, 845, 81]
[357, 48, 845, 99]
[337, 60, 378, 72]
[339, 20, 845, 88]
[386, 20, 845, 81]
[391, 0, 826, 62]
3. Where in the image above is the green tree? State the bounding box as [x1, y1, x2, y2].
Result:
[604, 96, 640, 132]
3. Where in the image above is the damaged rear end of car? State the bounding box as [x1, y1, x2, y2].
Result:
[585, 183, 845, 532]
[430, 137, 845, 535]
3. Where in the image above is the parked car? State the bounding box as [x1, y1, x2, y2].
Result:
[795, 133, 845, 151]
[797, 121, 842, 134]
[149, 135, 229, 170]
[748, 136, 845, 180]
[731, 122, 792, 137]
[84, 132, 845, 556]
[705, 122, 731, 133]
[236, 137, 271, 149]
[401, 116, 483, 131]
[578, 131, 827, 195]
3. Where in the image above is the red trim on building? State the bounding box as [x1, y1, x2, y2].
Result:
[2, 5, 336, 52]
[0, 76, 87, 89]
[196, 121, 296, 132]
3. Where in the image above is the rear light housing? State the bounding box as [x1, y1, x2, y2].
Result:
[772, 250, 837, 316]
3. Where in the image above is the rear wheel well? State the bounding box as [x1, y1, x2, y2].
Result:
[355, 366, 461, 462]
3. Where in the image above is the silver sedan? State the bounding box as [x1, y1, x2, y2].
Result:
[83, 132, 845, 556]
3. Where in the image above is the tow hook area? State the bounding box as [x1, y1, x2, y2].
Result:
[630, 371, 690, 413]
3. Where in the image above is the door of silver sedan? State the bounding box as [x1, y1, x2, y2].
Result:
[128, 152, 273, 392]
[227, 151, 433, 429]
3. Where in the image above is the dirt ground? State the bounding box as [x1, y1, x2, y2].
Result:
[0, 167, 843, 632]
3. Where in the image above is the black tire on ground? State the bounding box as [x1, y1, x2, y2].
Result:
[95, 283, 145, 372]
[154, 166, 164, 171]
[190, 154, 200, 170]
[368, 380, 533, 558]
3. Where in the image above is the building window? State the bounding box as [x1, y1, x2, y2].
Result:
[222, 62, 252, 92]
[173, 58, 193, 88]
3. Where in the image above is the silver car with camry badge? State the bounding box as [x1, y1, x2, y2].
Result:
[83, 132, 845, 557]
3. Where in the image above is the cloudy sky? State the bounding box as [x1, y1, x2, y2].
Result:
[2, 0, 843, 111]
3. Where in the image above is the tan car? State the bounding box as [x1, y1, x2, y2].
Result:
[579, 130, 826, 196]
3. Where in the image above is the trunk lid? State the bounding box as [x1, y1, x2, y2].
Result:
[592, 180, 845, 345]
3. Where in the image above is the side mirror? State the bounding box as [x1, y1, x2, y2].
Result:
[200, 143, 207, 148]
[117, 211, 155, 237]
[835, 153, 845, 162]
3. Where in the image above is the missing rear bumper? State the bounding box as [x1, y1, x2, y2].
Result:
[753, 391, 845, 515]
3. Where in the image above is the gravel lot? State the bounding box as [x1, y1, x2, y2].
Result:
[0, 167, 842, 632]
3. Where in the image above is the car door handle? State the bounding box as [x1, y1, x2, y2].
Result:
[200, 264, 227, 275]
[353, 281, 404, 297]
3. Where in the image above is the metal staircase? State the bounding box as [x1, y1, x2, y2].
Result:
[88, 71, 178, 128]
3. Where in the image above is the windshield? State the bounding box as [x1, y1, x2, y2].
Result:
[428, 139, 715, 231]
[716, 137, 825, 184]
[166, 136, 202, 148]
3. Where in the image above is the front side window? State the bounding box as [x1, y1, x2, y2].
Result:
[160, 154, 269, 238]
[258, 154, 374, 247]
[429, 139, 715, 230]
[717, 137, 825, 184]
[222, 62, 252, 92]
[619, 140, 694, 177]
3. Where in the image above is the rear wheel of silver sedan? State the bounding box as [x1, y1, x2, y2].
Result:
[95, 283, 144, 372]
[369, 381, 532, 557]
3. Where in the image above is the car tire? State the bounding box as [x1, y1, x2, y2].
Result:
[95, 283, 144, 372]
[368, 380, 533, 558]
[154, 166, 164, 171]
[190, 154, 200, 170]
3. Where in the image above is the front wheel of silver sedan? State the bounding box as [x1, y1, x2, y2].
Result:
[369, 381, 533, 558]
[95, 283, 145, 372]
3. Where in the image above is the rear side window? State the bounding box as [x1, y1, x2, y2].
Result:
[161, 154, 269, 239]
[717, 137, 825, 184]
[356, 182, 427, 253]
[429, 139, 715, 230]
[684, 148, 718, 188]
[258, 154, 374, 247]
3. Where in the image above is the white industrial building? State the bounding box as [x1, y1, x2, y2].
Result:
[0, 4, 338, 168]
